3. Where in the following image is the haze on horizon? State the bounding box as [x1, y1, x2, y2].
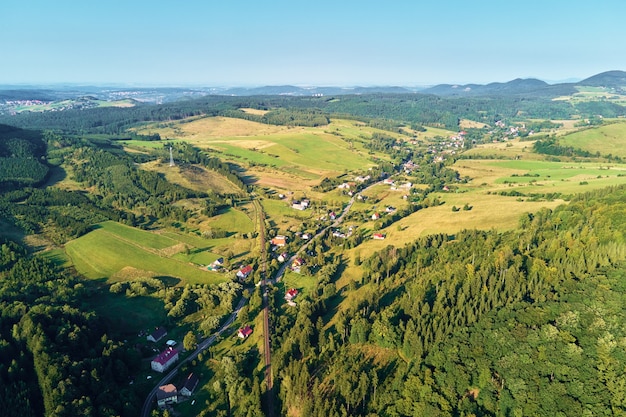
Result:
[2, 0, 626, 87]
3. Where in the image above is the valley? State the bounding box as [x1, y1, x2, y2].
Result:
[1, 73, 626, 417]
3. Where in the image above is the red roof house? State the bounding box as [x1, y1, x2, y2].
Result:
[285, 288, 299, 301]
[238, 325, 253, 339]
[151, 347, 179, 373]
[236, 265, 253, 280]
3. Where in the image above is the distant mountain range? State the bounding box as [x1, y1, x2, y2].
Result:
[1, 71, 625, 103]
[419, 70, 626, 97]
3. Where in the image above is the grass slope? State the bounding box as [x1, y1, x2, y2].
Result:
[64, 221, 225, 284]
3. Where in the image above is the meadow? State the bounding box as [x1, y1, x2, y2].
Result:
[558, 120, 626, 158]
[64, 221, 230, 285]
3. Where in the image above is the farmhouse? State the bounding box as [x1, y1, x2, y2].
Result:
[292, 199, 310, 210]
[372, 213, 380, 220]
[156, 384, 178, 407]
[207, 257, 224, 271]
[236, 265, 253, 280]
[238, 325, 253, 339]
[373, 233, 386, 240]
[147, 327, 167, 343]
[151, 347, 179, 373]
[180, 373, 199, 397]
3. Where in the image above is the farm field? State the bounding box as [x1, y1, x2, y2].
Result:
[455, 159, 626, 193]
[558, 120, 626, 158]
[63, 221, 229, 285]
[132, 116, 405, 195]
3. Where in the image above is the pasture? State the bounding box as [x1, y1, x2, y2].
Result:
[64, 221, 230, 285]
[558, 121, 626, 158]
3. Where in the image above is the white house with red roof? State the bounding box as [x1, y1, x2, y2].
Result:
[285, 288, 298, 301]
[151, 347, 179, 373]
[236, 265, 253, 280]
[238, 325, 253, 339]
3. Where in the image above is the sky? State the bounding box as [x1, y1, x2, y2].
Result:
[2, 0, 626, 87]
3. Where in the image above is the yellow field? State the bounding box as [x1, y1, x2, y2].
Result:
[460, 119, 489, 129]
[137, 116, 298, 140]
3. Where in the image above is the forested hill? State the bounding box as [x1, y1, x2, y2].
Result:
[273, 185, 626, 416]
[2, 91, 625, 134]
[0, 124, 49, 190]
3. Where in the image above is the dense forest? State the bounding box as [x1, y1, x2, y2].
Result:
[271, 186, 626, 416]
[3, 92, 624, 135]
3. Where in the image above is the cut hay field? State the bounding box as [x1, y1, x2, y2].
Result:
[558, 121, 626, 158]
[64, 221, 229, 285]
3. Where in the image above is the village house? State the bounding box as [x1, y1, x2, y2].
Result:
[291, 199, 310, 210]
[207, 257, 224, 271]
[236, 265, 253, 280]
[271, 235, 287, 247]
[151, 347, 179, 373]
[383, 178, 395, 185]
[332, 230, 346, 238]
[291, 257, 305, 273]
[180, 373, 199, 397]
[372, 233, 386, 240]
[238, 325, 253, 339]
[277, 252, 289, 263]
[372, 212, 380, 220]
[147, 327, 167, 343]
[156, 384, 178, 407]
[285, 288, 298, 301]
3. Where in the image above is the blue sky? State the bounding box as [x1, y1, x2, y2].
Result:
[2, 0, 625, 86]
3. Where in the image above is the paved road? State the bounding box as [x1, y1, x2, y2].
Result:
[140, 296, 248, 417]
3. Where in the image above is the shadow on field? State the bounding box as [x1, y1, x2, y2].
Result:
[155, 276, 181, 287]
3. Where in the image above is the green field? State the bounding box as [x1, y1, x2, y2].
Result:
[64, 221, 226, 284]
[206, 207, 256, 234]
[93, 221, 177, 249]
[559, 121, 626, 158]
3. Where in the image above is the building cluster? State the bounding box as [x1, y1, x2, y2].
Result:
[427, 131, 466, 160]
[156, 373, 200, 408]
